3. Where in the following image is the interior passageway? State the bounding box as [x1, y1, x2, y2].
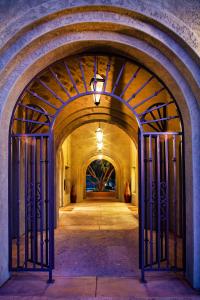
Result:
[55, 200, 139, 277]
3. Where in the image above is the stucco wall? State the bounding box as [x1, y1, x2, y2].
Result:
[61, 137, 71, 206]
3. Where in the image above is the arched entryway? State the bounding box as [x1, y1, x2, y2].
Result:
[9, 54, 184, 283]
[86, 159, 116, 199]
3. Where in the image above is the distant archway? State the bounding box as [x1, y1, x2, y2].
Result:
[86, 159, 116, 199]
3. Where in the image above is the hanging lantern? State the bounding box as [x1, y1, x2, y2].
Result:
[96, 127, 103, 143]
[90, 74, 105, 106]
[96, 125, 104, 151]
[97, 142, 103, 151]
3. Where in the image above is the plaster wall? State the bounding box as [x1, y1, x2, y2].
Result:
[61, 137, 72, 206]
[56, 137, 72, 212]
[130, 142, 138, 206]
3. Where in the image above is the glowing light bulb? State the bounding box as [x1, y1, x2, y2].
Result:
[97, 142, 103, 151]
[98, 154, 103, 160]
[90, 74, 105, 106]
[96, 127, 103, 143]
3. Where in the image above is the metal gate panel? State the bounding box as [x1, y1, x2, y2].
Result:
[9, 134, 54, 282]
[139, 132, 184, 281]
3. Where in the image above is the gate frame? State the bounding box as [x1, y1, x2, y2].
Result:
[8, 54, 185, 283]
[138, 131, 185, 282]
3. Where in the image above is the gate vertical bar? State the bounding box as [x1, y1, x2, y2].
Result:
[156, 135, 161, 269]
[149, 135, 153, 267]
[16, 137, 21, 268]
[144, 136, 148, 266]
[32, 137, 36, 267]
[29, 140, 33, 262]
[172, 135, 177, 268]
[45, 138, 49, 267]
[139, 132, 145, 282]
[40, 137, 44, 268]
[24, 137, 29, 268]
[8, 135, 13, 271]
[47, 134, 55, 283]
[165, 135, 169, 268]
[160, 140, 164, 261]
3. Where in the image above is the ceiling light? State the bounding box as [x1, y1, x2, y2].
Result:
[97, 142, 103, 151]
[96, 127, 103, 143]
[90, 73, 105, 106]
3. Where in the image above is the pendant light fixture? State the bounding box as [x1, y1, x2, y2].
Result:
[90, 57, 105, 106]
[97, 142, 103, 151]
[95, 123, 104, 152]
[96, 127, 103, 143]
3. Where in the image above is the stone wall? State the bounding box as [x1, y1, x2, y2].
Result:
[0, 0, 200, 55]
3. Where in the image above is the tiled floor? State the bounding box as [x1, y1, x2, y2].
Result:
[0, 200, 199, 299]
[55, 201, 139, 277]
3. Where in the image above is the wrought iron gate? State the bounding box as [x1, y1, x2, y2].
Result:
[9, 134, 54, 282]
[9, 54, 185, 282]
[139, 132, 185, 281]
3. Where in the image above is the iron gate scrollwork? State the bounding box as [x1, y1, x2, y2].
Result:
[139, 132, 185, 281]
[9, 135, 54, 282]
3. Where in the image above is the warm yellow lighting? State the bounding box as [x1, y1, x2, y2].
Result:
[96, 127, 103, 143]
[98, 154, 103, 160]
[90, 74, 105, 106]
[97, 142, 103, 151]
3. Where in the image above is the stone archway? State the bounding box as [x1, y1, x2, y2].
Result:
[83, 155, 120, 201]
[0, 3, 199, 288]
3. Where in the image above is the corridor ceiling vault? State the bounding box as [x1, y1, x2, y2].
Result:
[11, 54, 182, 139]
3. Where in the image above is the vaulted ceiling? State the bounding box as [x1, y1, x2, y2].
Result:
[12, 54, 182, 144]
